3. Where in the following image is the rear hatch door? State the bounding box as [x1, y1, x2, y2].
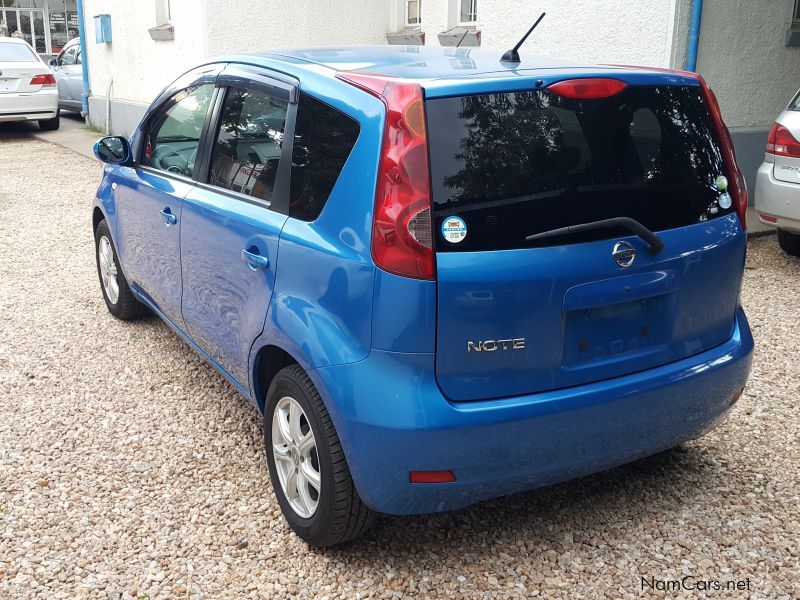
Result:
[426, 77, 746, 402]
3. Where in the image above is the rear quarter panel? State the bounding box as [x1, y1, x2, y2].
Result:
[248, 64, 386, 389]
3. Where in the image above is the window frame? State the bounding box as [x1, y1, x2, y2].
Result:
[457, 0, 477, 25]
[192, 64, 299, 215]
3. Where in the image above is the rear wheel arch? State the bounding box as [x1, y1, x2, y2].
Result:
[92, 206, 106, 235]
[253, 345, 299, 412]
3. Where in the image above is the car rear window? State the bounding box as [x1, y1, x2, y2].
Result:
[289, 92, 360, 221]
[426, 85, 731, 252]
[0, 43, 37, 62]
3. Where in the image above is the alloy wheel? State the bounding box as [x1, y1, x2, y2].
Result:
[271, 396, 321, 518]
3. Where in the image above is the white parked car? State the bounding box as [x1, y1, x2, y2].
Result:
[0, 37, 59, 131]
[755, 88, 800, 255]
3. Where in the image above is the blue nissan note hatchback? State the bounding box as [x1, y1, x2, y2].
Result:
[92, 46, 754, 546]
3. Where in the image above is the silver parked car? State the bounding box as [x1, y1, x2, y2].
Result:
[755, 88, 800, 255]
[48, 37, 83, 113]
[0, 37, 59, 130]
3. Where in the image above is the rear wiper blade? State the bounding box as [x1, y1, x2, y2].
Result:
[525, 217, 665, 254]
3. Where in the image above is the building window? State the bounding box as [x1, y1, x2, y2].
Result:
[407, 0, 421, 26]
[459, 0, 477, 24]
[155, 0, 171, 26]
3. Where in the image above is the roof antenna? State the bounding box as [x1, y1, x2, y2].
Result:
[500, 12, 546, 63]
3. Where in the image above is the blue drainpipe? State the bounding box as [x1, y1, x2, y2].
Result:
[76, 0, 91, 116]
[686, 0, 703, 72]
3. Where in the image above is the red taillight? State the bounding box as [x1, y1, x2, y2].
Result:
[693, 75, 747, 229]
[30, 73, 56, 87]
[409, 470, 456, 483]
[547, 78, 627, 99]
[336, 71, 435, 280]
[766, 122, 800, 158]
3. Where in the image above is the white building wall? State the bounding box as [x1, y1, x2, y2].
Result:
[83, 0, 209, 134]
[416, 0, 677, 68]
[204, 0, 391, 56]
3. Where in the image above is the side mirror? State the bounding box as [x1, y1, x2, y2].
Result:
[48, 58, 58, 67]
[93, 136, 131, 164]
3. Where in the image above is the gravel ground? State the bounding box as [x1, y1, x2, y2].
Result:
[1, 135, 798, 599]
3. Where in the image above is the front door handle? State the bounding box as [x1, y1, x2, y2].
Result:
[160, 207, 177, 226]
[242, 248, 269, 271]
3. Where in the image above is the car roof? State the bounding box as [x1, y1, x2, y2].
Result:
[236, 45, 606, 81]
[0, 37, 32, 45]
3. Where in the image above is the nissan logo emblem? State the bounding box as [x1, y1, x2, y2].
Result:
[612, 241, 636, 268]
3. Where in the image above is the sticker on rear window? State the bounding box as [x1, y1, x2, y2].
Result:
[715, 175, 728, 191]
[441, 216, 467, 244]
[718, 192, 732, 209]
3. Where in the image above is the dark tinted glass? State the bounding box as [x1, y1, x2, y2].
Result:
[426, 86, 729, 252]
[289, 92, 360, 221]
[209, 87, 288, 203]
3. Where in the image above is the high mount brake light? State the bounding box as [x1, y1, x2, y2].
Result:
[336, 71, 435, 280]
[547, 78, 627, 99]
[30, 73, 56, 87]
[766, 122, 800, 158]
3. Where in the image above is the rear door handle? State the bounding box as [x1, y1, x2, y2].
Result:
[160, 207, 177, 226]
[242, 248, 269, 270]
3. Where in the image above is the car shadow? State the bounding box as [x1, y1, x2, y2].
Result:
[323, 444, 728, 558]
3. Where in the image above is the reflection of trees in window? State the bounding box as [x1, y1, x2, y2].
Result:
[210, 88, 288, 203]
[442, 88, 723, 208]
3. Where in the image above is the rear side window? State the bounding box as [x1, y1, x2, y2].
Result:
[209, 87, 288, 204]
[289, 92, 360, 221]
[0, 43, 37, 62]
[426, 86, 730, 252]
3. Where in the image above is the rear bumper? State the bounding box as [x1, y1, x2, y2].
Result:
[0, 90, 58, 122]
[310, 308, 753, 515]
[754, 161, 800, 233]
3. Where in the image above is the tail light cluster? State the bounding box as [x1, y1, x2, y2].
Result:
[692, 74, 748, 229]
[336, 72, 435, 280]
[30, 73, 56, 87]
[766, 122, 800, 158]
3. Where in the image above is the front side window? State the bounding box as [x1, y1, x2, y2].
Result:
[142, 84, 214, 177]
[289, 92, 360, 221]
[794, 0, 800, 22]
[209, 87, 288, 203]
[59, 45, 78, 66]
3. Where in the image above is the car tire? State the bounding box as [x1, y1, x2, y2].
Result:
[264, 364, 375, 546]
[94, 219, 145, 320]
[777, 229, 800, 256]
[38, 113, 60, 131]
